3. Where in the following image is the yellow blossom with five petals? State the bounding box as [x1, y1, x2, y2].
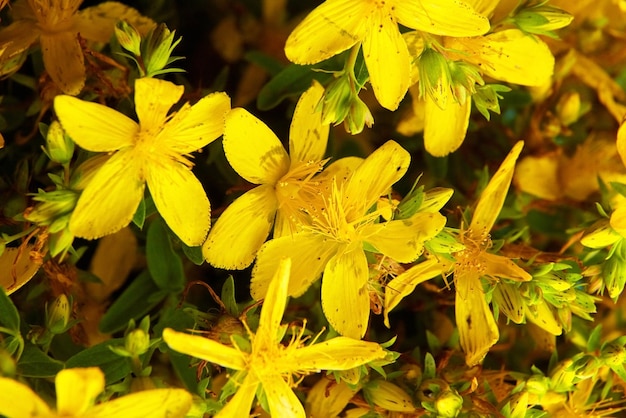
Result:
[54, 77, 231, 246]
[285, 0, 490, 110]
[163, 258, 387, 418]
[203, 81, 329, 269]
[0, 367, 192, 418]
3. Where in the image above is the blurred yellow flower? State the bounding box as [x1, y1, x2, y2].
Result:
[163, 258, 386, 418]
[203, 81, 329, 269]
[54, 77, 231, 246]
[0, 367, 191, 418]
[285, 0, 489, 110]
[0, 0, 154, 94]
[251, 140, 446, 338]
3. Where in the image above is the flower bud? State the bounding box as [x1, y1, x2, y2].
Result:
[364, 380, 415, 412]
[44, 121, 74, 165]
[24, 190, 78, 226]
[125, 328, 150, 357]
[515, 5, 573, 37]
[142, 24, 183, 77]
[46, 294, 70, 335]
[556, 91, 581, 126]
[344, 94, 373, 135]
[417, 47, 451, 109]
[115, 20, 142, 56]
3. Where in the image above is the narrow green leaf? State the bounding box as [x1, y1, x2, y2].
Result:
[221, 276, 239, 317]
[146, 218, 185, 292]
[0, 288, 20, 331]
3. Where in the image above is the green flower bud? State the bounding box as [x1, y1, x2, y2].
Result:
[434, 389, 463, 418]
[417, 47, 451, 109]
[24, 190, 78, 227]
[115, 20, 142, 56]
[515, 4, 573, 37]
[318, 74, 374, 135]
[344, 94, 373, 135]
[46, 294, 70, 335]
[125, 328, 151, 357]
[142, 24, 183, 77]
[44, 121, 74, 165]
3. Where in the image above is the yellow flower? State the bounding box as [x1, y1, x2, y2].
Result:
[203, 81, 329, 269]
[0, 367, 192, 418]
[163, 258, 386, 418]
[0, 0, 154, 94]
[453, 141, 531, 365]
[250, 140, 446, 338]
[285, 0, 489, 110]
[54, 77, 231, 246]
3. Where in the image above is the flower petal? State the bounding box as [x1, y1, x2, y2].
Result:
[0, 377, 51, 417]
[134, 78, 184, 131]
[289, 81, 329, 167]
[0, 20, 40, 76]
[344, 140, 410, 220]
[203, 185, 278, 269]
[455, 271, 499, 366]
[70, 151, 144, 240]
[223, 108, 290, 185]
[469, 141, 523, 240]
[75, 2, 155, 43]
[255, 258, 292, 348]
[54, 96, 138, 152]
[56, 368, 105, 415]
[146, 158, 210, 246]
[321, 249, 369, 339]
[482, 252, 532, 281]
[161, 92, 231, 153]
[290, 337, 385, 371]
[216, 374, 258, 418]
[525, 299, 562, 336]
[492, 282, 524, 324]
[384, 258, 450, 327]
[284, 0, 367, 65]
[424, 94, 471, 157]
[163, 328, 247, 370]
[40, 32, 85, 95]
[362, 11, 410, 110]
[363, 213, 446, 263]
[251, 233, 338, 300]
[89, 389, 191, 418]
[395, 0, 490, 37]
[446, 29, 554, 86]
[259, 373, 305, 418]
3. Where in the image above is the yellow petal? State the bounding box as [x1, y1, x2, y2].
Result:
[284, 0, 367, 65]
[0, 377, 51, 418]
[56, 367, 105, 415]
[146, 158, 210, 247]
[581, 219, 622, 248]
[524, 300, 562, 336]
[482, 252, 532, 281]
[321, 249, 369, 339]
[134, 78, 184, 132]
[0, 246, 42, 295]
[446, 29, 554, 86]
[618, 119, 626, 167]
[455, 271, 499, 366]
[161, 91, 231, 153]
[610, 206, 626, 238]
[75, 2, 156, 43]
[395, 0, 490, 36]
[0, 20, 40, 76]
[289, 337, 386, 370]
[40, 32, 85, 95]
[306, 379, 359, 418]
[363, 212, 446, 263]
[255, 259, 291, 348]
[344, 140, 410, 220]
[469, 141, 523, 240]
[70, 151, 144, 240]
[54, 96, 138, 152]
[384, 258, 449, 327]
[216, 374, 258, 418]
[223, 108, 290, 185]
[362, 9, 410, 110]
[492, 282, 524, 324]
[424, 94, 471, 157]
[465, 0, 501, 17]
[251, 233, 338, 299]
[204, 185, 277, 269]
[259, 373, 305, 418]
[513, 154, 561, 200]
[163, 328, 247, 370]
[89, 389, 191, 418]
[289, 81, 329, 166]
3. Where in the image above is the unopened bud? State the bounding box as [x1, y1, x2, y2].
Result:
[417, 48, 451, 109]
[515, 5, 573, 37]
[46, 294, 70, 335]
[555, 91, 581, 126]
[434, 389, 463, 418]
[125, 328, 150, 357]
[115, 20, 142, 56]
[364, 380, 415, 412]
[44, 121, 74, 165]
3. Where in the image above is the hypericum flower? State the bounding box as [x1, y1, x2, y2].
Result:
[54, 77, 231, 246]
[203, 81, 329, 269]
[284, 0, 489, 110]
[0, 367, 192, 418]
[163, 258, 387, 418]
[452, 141, 531, 365]
[0, 0, 155, 94]
[250, 141, 446, 338]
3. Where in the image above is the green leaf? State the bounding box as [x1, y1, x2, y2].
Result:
[244, 51, 284, 77]
[66, 338, 132, 384]
[0, 288, 20, 331]
[424, 352, 436, 380]
[18, 343, 63, 377]
[132, 198, 146, 229]
[182, 243, 204, 266]
[221, 276, 239, 317]
[146, 217, 185, 292]
[99, 270, 168, 334]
